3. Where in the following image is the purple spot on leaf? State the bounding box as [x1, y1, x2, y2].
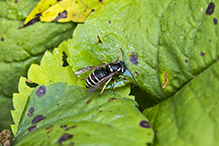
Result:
[200, 52, 205, 57]
[185, 59, 188, 63]
[27, 107, 35, 117]
[36, 85, 46, 97]
[213, 18, 218, 25]
[57, 133, 73, 145]
[129, 52, 138, 65]
[32, 115, 46, 125]
[139, 120, 151, 128]
[28, 125, 36, 132]
[1, 37, 4, 42]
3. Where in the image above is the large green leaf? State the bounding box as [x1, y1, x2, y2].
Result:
[13, 82, 153, 145]
[144, 60, 219, 146]
[0, 0, 76, 130]
[142, 1, 219, 145]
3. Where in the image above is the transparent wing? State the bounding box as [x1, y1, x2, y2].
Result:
[86, 72, 117, 93]
[74, 64, 109, 75]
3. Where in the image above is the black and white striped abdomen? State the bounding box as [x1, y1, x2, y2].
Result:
[85, 68, 108, 88]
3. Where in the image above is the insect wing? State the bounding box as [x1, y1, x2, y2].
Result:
[86, 72, 117, 93]
[74, 64, 109, 75]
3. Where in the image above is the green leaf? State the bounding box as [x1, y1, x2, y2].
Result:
[68, 0, 169, 100]
[144, 61, 219, 146]
[13, 82, 154, 145]
[0, 0, 76, 130]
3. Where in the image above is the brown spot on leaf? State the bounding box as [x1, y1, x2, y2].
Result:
[206, 2, 215, 15]
[60, 125, 68, 128]
[86, 98, 93, 104]
[52, 10, 68, 22]
[162, 71, 169, 89]
[32, 115, 46, 125]
[97, 35, 102, 44]
[27, 107, 35, 117]
[99, 0, 103, 2]
[19, 16, 40, 29]
[209, 39, 212, 42]
[213, 18, 218, 25]
[46, 125, 54, 130]
[14, 0, 18, 3]
[28, 125, 36, 132]
[109, 20, 111, 24]
[57, 133, 73, 145]
[108, 98, 117, 102]
[36, 85, 46, 97]
[65, 125, 77, 131]
[139, 120, 151, 128]
[129, 52, 138, 65]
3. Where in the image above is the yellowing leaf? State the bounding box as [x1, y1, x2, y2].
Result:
[20, 0, 111, 28]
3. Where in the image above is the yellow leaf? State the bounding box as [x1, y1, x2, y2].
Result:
[20, 0, 111, 28]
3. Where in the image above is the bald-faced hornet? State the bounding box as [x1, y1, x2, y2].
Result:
[74, 48, 137, 96]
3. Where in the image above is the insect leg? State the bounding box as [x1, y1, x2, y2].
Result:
[112, 56, 120, 63]
[113, 79, 116, 92]
[100, 57, 108, 64]
[99, 77, 113, 97]
[118, 75, 128, 80]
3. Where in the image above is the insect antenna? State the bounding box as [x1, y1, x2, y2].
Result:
[120, 48, 124, 62]
[120, 48, 137, 85]
[126, 68, 137, 85]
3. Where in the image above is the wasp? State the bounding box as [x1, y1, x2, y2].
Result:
[74, 48, 137, 96]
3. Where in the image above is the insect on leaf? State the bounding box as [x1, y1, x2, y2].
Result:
[20, 0, 111, 28]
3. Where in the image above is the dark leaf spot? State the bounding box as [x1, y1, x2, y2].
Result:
[206, 2, 215, 15]
[45, 125, 54, 130]
[97, 35, 102, 44]
[1, 37, 4, 42]
[200, 52, 205, 57]
[28, 125, 36, 132]
[134, 71, 138, 75]
[91, 9, 95, 12]
[209, 39, 212, 42]
[99, 110, 102, 113]
[47, 129, 53, 134]
[49, 4, 51, 7]
[213, 18, 218, 25]
[109, 111, 112, 113]
[86, 98, 93, 104]
[99, 0, 103, 2]
[69, 142, 75, 145]
[57, 0, 62, 2]
[185, 59, 188, 63]
[75, 1, 78, 3]
[65, 125, 77, 131]
[109, 20, 111, 24]
[19, 16, 40, 28]
[15, 0, 18, 3]
[108, 98, 117, 102]
[60, 125, 68, 128]
[154, 130, 158, 134]
[57, 133, 73, 145]
[32, 115, 46, 125]
[52, 10, 67, 22]
[129, 52, 138, 65]
[215, 102, 217, 105]
[62, 51, 69, 67]
[87, 134, 90, 137]
[27, 107, 35, 117]
[36, 85, 46, 97]
[139, 120, 151, 128]
[57, 104, 59, 106]
[17, 42, 19, 45]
